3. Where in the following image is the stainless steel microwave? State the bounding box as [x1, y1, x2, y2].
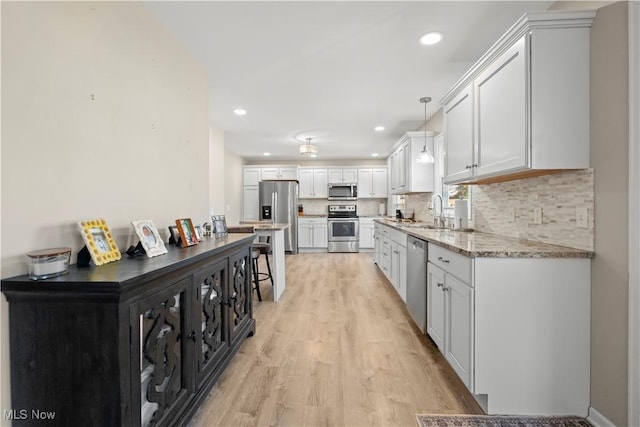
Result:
[328, 183, 357, 200]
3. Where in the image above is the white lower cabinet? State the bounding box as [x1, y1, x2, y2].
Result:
[359, 218, 375, 249]
[427, 243, 590, 416]
[298, 218, 328, 249]
[427, 252, 474, 391]
[374, 222, 407, 302]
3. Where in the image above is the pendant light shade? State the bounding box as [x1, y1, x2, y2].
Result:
[416, 97, 435, 164]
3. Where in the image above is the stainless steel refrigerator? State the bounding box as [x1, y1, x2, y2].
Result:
[258, 180, 298, 254]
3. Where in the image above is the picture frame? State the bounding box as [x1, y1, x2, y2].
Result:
[131, 220, 167, 258]
[175, 218, 199, 247]
[211, 215, 228, 237]
[168, 225, 181, 246]
[194, 225, 204, 241]
[77, 218, 122, 266]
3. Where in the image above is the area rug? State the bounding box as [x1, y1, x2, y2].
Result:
[416, 414, 592, 427]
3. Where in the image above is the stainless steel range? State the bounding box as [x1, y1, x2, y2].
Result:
[327, 205, 359, 253]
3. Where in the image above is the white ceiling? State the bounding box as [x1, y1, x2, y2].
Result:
[144, 1, 553, 162]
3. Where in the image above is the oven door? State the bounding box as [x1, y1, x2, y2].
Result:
[328, 218, 359, 241]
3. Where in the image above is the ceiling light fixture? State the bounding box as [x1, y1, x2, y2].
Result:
[374, 126, 385, 132]
[371, 153, 379, 157]
[263, 152, 271, 156]
[420, 32, 443, 46]
[417, 97, 435, 164]
[233, 108, 247, 115]
[299, 137, 318, 157]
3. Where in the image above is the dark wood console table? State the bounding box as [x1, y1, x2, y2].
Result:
[1, 234, 256, 426]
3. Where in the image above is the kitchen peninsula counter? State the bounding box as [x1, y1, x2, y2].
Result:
[375, 218, 594, 259]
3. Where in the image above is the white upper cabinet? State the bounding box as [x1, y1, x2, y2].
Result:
[242, 167, 261, 186]
[328, 168, 358, 183]
[298, 168, 328, 198]
[388, 132, 434, 194]
[357, 168, 388, 198]
[261, 167, 298, 180]
[440, 10, 596, 185]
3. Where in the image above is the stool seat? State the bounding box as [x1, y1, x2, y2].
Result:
[252, 242, 271, 254]
[251, 249, 260, 259]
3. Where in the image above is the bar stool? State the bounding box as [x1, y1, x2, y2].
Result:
[251, 239, 273, 288]
[227, 225, 266, 302]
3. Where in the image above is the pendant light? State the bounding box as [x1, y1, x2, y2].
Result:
[299, 137, 318, 157]
[416, 96, 435, 164]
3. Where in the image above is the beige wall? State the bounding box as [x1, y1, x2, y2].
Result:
[224, 148, 244, 225]
[209, 126, 225, 217]
[590, 2, 629, 425]
[1, 1, 210, 418]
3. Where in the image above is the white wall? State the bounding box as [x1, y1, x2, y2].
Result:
[1, 1, 210, 418]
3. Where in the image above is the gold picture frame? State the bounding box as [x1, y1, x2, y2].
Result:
[131, 220, 167, 258]
[175, 218, 199, 247]
[77, 218, 121, 266]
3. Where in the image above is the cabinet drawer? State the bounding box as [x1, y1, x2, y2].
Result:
[388, 228, 406, 247]
[298, 218, 327, 225]
[428, 244, 472, 285]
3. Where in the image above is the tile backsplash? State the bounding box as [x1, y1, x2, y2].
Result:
[403, 169, 595, 251]
[299, 198, 387, 216]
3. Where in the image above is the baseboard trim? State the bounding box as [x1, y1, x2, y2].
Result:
[588, 407, 616, 427]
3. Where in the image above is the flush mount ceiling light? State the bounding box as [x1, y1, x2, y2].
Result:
[299, 137, 318, 157]
[233, 108, 247, 115]
[420, 31, 443, 46]
[417, 96, 435, 164]
[374, 126, 385, 132]
[371, 153, 379, 157]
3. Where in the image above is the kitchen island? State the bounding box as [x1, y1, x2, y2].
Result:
[373, 218, 593, 417]
[238, 221, 290, 301]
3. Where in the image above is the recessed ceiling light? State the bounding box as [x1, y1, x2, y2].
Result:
[263, 152, 271, 156]
[371, 153, 379, 157]
[233, 108, 247, 115]
[420, 32, 443, 46]
[374, 126, 385, 132]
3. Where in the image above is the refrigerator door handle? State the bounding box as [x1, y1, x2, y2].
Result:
[272, 192, 277, 225]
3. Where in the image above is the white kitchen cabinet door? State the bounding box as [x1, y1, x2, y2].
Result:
[359, 221, 375, 249]
[474, 35, 527, 178]
[427, 262, 446, 352]
[243, 167, 261, 186]
[357, 169, 372, 198]
[313, 169, 328, 198]
[298, 169, 314, 198]
[312, 223, 328, 248]
[243, 186, 259, 221]
[260, 168, 279, 180]
[371, 168, 388, 197]
[342, 169, 358, 183]
[445, 273, 474, 391]
[397, 244, 407, 303]
[328, 169, 344, 183]
[444, 85, 474, 184]
[298, 224, 314, 248]
[279, 167, 298, 180]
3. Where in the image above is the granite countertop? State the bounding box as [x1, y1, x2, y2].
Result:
[238, 221, 290, 231]
[375, 218, 594, 259]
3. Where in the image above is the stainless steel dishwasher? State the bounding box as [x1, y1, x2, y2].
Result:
[406, 236, 428, 334]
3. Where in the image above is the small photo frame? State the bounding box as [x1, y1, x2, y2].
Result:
[77, 218, 122, 266]
[194, 225, 204, 241]
[211, 215, 228, 237]
[175, 218, 198, 247]
[131, 220, 167, 258]
[168, 225, 181, 246]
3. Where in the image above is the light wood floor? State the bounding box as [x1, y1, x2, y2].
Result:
[191, 253, 483, 426]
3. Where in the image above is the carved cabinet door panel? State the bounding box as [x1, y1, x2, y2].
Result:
[193, 259, 230, 388]
[228, 247, 253, 345]
[130, 277, 192, 427]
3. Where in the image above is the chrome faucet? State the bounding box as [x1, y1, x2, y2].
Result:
[431, 194, 445, 228]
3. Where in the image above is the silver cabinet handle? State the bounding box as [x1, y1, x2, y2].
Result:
[437, 256, 450, 264]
